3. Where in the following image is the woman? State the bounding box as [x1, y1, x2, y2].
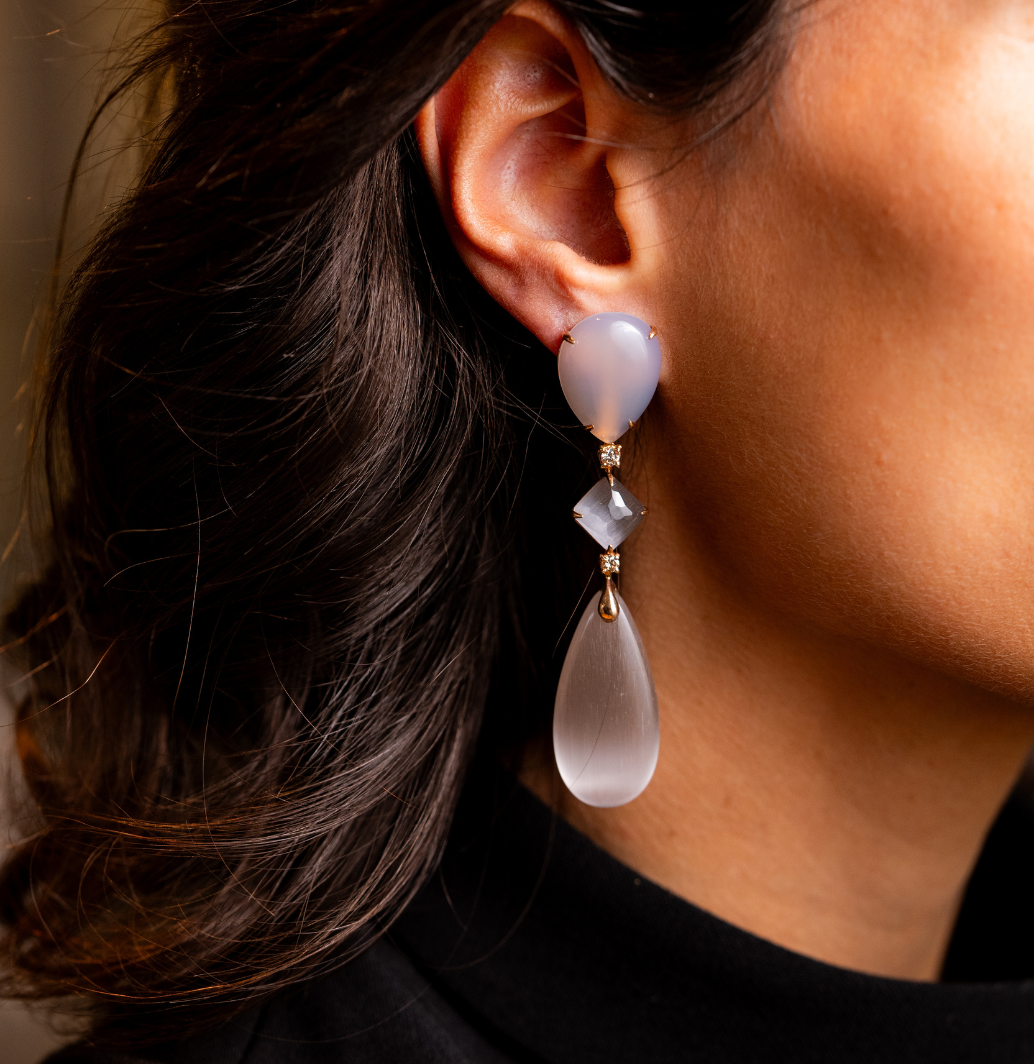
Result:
[5, 0, 1034, 1059]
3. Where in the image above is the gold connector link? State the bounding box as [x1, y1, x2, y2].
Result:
[599, 576, 619, 622]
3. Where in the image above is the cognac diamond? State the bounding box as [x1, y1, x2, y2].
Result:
[599, 549, 620, 576]
[598, 443, 621, 471]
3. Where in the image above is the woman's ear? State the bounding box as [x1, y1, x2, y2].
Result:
[415, 0, 658, 350]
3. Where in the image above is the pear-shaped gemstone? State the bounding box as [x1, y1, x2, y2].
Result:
[554, 591, 659, 807]
[557, 313, 661, 443]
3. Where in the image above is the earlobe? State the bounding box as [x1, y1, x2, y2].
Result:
[415, 3, 642, 349]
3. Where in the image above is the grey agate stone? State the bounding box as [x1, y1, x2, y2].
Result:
[557, 312, 662, 444]
[573, 476, 645, 549]
[553, 591, 659, 807]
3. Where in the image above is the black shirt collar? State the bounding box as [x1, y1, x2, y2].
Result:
[393, 774, 1034, 1063]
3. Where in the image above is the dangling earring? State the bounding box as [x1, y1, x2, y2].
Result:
[553, 312, 661, 808]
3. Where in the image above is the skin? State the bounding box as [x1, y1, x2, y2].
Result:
[416, 0, 1034, 980]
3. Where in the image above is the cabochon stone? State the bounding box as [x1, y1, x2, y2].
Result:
[554, 592, 659, 807]
[558, 312, 661, 443]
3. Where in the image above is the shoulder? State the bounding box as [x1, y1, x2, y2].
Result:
[46, 938, 512, 1064]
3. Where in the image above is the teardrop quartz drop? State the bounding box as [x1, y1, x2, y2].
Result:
[554, 591, 659, 807]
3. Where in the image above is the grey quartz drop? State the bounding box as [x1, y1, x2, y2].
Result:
[554, 591, 659, 807]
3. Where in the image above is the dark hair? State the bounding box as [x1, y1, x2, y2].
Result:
[0, 0, 788, 1045]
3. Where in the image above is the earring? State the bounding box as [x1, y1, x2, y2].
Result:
[553, 312, 661, 808]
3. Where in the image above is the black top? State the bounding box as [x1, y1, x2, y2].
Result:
[52, 776, 1034, 1064]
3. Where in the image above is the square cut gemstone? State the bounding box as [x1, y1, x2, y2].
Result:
[573, 476, 645, 549]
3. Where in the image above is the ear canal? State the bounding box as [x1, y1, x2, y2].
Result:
[545, 94, 631, 265]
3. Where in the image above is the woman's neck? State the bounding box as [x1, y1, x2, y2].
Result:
[523, 467, 1034, 981]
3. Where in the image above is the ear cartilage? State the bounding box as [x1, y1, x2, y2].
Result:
[553, 312, 660, 808]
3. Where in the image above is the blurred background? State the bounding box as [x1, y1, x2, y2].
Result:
[2, 1, 131, 1058]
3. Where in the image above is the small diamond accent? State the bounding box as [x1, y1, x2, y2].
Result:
[598, 443, 621, 471]
[572, 476, 646, 549]
[599, 549, 620, 576]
